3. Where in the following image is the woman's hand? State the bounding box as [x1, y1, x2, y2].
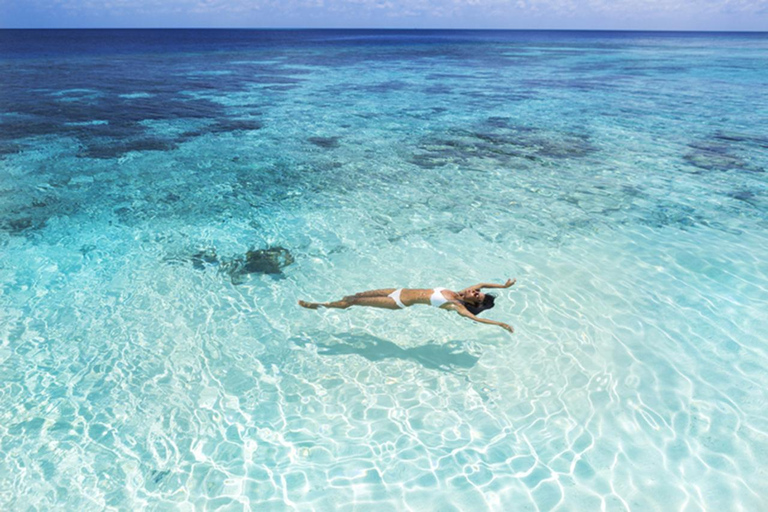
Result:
[499, 323, 514, 333]
[503, 278, 517, 288]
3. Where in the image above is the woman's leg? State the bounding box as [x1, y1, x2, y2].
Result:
[298, 295, 400, 310]
[346, 296, 401, 309]
[343, 288, 397, 300]
[298, 299, 340, 309]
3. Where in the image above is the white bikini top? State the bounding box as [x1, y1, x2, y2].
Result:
[430, 287, 450, 308]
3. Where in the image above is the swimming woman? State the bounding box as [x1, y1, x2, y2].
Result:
[299, 278, 516, 333]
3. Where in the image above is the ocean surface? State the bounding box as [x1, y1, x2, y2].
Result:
[1, 29, 767, 510]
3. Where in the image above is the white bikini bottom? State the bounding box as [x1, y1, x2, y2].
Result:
[388, 289, 406, 309]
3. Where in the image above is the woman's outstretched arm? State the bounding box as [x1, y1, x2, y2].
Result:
[454, 305, 514, 333]
[466, 278, 516, 291]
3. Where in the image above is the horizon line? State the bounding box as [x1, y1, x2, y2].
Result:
[2, 27, 768, 33]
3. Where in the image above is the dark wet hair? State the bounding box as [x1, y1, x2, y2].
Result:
[465, 293, 495, 316]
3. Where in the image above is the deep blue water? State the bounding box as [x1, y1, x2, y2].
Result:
[1, 29, 767, 510]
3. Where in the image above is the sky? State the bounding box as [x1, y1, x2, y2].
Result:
[1, 0, 767, 30]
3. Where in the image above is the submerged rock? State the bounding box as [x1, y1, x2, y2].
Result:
[241, 246, 295, 274]
[190, 248, 218, 270]
[190, 245, 295, 284]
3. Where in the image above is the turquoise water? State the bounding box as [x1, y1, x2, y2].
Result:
[1, 30, 768, 510]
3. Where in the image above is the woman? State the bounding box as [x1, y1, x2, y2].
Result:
[299, 278, 516, 333]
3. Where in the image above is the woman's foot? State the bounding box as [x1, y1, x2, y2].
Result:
[298, 300, 320, 309]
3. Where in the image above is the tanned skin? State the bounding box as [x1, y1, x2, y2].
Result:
[299, 278, 516, 333]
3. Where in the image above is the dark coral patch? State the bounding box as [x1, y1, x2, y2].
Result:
[252, 76, 304, 85]
[0, 141, 23, 156]
[262, 85, 299, 92]
[423, 85, 451, 95]
[728, 190, 757, 202]
[484, 116, 514, 128]
[712, 131, 768, 148]
[78, 138, 178, 159]
[408, 153, 449, 169]
[408, 124, 595, 169]
[684, 137, 764, 173]
[211, 119, 263, 133]
[0, 191, 82, 236]
[3, 217, 34, 234]
[308, 136, 341, 149]
[180, 118, 263, 139]
[362, 81, 409, 94]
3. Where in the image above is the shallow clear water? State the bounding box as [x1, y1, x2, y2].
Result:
[1, 29, 768, 510]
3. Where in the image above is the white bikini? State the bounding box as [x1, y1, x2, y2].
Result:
[430, 287, 450, 308]
[388, 288, 407, 309]
[388, 287, 450, 309]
